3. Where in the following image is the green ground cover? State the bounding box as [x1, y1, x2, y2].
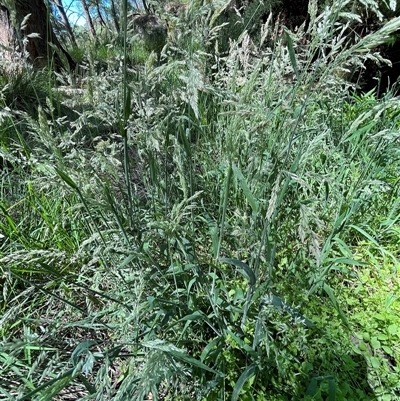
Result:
[1, 1, 400, 399]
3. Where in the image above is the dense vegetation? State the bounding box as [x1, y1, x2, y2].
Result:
[1, 0, 400, 399]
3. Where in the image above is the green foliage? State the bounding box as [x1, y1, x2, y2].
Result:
[206, 0, 282, 54]
[1, 0, 400, 400]
[0, 63, 49, 114]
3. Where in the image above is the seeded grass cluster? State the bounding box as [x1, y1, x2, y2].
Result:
[1, 0, 400, 400]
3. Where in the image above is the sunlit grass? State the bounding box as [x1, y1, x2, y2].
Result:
[1, 1, 400, 400]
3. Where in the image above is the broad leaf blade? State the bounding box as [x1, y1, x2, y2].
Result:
[284, 27, 299, 80]
[232, 164, 259, 213]
[232, 363, 257, 401]
[323, 283, 349, 327]
[220, 258, 256, 285]
[56, 168, 78, 190]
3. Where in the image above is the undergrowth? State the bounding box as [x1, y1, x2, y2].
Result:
[1, 0, 400, 400]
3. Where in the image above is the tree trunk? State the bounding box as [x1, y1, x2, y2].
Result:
[80, 0, 96, 39]
[94, 0, 107, 27]
[52, 0, 77, 47]
[0, 0, 75, 70]
[110, 0, 120, 33]
[0, 4, 14, 54]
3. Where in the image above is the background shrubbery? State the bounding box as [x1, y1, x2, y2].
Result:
[1, 0, 400, 400]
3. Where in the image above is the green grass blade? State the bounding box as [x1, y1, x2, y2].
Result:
[216, 163, 233, 261]
[306, 377, 318, 397]
[55, 168, 78, 190]
[284, 27, 299, 80]
[142, 340, 220, 374]
[232, 164, 259, 213]
[231, 363, 257, 401]
[323, 283, 349, 327]
[328, 377, 337, 401]
[18, 368, 75, 400]
[349, 224, 379, 247]
[220, 257, 256, 285]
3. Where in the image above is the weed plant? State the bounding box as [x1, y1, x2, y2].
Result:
[1, 0, 400, 400]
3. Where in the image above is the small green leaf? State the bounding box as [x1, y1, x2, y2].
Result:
[369, 356, 380, 369]
[359, 341, 369, 352]
[233, 287, 245, 303]
[345, 122, 376, 143]
[370, 337, 380, 350]
[388, 324, 398, 336]
[382, 345, 393, 355]
[180, 127, 192, 156]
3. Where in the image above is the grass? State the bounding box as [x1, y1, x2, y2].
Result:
[1, 0, 400, 400]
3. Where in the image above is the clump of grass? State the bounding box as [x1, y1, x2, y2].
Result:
[1, 1, 400, 400]
[0, 62, 49, 114]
